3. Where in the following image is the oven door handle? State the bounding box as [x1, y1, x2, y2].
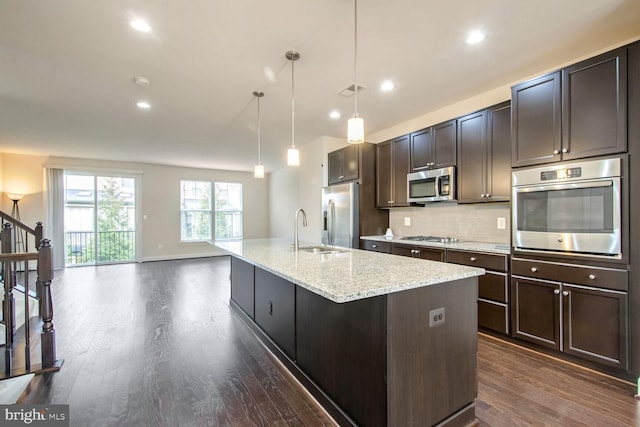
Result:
[514, 179, 613, 193]
[435, 176, 441, 198]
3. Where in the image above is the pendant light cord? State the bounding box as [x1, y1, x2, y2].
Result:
[353, 0, 358, 116]
[291, 57, 295, 149]
[257, 95, 261, 164]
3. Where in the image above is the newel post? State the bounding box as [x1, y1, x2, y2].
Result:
[38, 239, 56, 368]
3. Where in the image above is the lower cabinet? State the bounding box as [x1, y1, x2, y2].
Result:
[254, 268, 296, 360]
[360, 239, 391, 253]
[447, 249, 510, 334]
[511, 275, 628, 369]
[391, 243, 445, 261]
[230, 256, 255, 319]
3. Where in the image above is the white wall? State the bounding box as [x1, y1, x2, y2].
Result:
[268, 165, 299, 240]
[1, 153, 270, 261]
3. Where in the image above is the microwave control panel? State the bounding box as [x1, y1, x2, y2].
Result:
[541, 167, 582, 181]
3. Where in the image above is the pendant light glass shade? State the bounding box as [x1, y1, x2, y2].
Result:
[287, 147, 300, 166]
[253, 91, 265, 178]
[348, 115, 364, 144]
[348, 0, 364, 144]
[286, 50, 301, 166]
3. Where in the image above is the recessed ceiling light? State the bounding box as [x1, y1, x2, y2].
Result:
[329, 111, 341, 119]
[466, 31, 485, 45]
[380, 80, 395, 92]
[136, 101, 151, 109]
[130, 19, 151, 33]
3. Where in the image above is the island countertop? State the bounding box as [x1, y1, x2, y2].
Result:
[212, 238, 484, 303]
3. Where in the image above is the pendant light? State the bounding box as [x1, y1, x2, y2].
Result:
[253, 91, 265, 178]
[286, 50, 301, 166]
[347, 0, 364, 144]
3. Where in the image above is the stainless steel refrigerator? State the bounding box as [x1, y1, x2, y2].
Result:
[321, 182, 359, 248]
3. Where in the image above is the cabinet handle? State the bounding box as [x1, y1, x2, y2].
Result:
[372, 244, 378, 248]
[480, 194, 486, 198]
[339, 175, 344, 179]
[531, 267, 538, 273]
[562, 291, 569, 296]
[562, 148, 568, 154]
[553, 149, 560, 155]
[486, 193, 491, 198]
[554, 289, 560, 295]
[388, 200, 394, 204]
[588, 274, 596, 280]
[268, 301, 273, 316]
[470, 257, 477, 262]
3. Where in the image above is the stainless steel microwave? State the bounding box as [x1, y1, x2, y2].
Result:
[407, 166, 456, 203]
[512, 158, 621, 258]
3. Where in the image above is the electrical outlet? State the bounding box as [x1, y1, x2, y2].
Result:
[143, 214, 148, 220]
[404, 217, 411, 226]
[497, 217, 506, 230]
[158, 243, 163, 250]
[429, 307, 445, 327]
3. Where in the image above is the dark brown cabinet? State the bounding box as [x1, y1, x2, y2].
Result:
[391, 243, 444, 261]
[457, 101, 511, 203]
[230, 256, 254, 319]
[254, 268, 296, 360]
[511, 47, 627, 167]
[447, 249, 510, 334]
[328, 144, 359, 184]
[511, 258, 628, 369]
[360, 239, 391, 253]
[376, 135, 410, 208]
[410, 120, 456, 172]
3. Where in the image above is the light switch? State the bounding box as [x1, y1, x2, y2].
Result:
[404, 217, 411, 226]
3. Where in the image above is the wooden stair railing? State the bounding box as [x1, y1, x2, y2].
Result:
[0, 218, 60, 378]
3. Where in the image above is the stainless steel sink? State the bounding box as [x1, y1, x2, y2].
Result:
[299, 245, 347, 254]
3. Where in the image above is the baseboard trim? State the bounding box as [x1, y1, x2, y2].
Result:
[141, 253, 228, 262]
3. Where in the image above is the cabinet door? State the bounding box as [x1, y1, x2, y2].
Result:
[457, 110, 487, 203]
[511, 72, 562, 167]
[415, 247, 444, 262]
[230, 256, 254, 319]
[511, 276, 561, 350]
[376, 141, 392, 208]
[390, 243, 414, 258]
[486, 102, 511, 201]
[392, 135, 410, 207]
[432, 119, 457, 168]
[328, 149, 344, 185]
[562, 284, 628, 369]
[562, 48, 627, 160]
[342, 144, 360, 182]
[254, 268, 296, 360]
[410, 128, 432, 172]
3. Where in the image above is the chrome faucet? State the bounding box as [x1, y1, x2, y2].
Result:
[294, 208, 308, 251]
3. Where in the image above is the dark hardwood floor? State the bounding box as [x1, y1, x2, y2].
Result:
[17, 257, 639, 426]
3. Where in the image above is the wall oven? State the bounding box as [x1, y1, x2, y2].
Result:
[512, 158, 621, 258]
[407, 166, 456, 203]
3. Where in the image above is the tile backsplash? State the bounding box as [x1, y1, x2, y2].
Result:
[388, 202, 510, 244]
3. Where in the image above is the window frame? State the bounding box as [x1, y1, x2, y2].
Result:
[180, 180, 213, 242]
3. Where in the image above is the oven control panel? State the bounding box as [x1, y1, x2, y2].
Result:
[541, 167, 582, 181]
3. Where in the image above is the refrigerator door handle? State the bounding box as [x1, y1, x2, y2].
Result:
[328, 199, 335, 245]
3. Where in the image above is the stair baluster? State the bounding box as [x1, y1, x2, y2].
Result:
[38, 239, 56, 369]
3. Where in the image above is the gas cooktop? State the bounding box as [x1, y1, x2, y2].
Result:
[401, 235, 460, 243]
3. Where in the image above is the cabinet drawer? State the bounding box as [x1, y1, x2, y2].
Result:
[361, 240, 391, 253]
[478, 300, 508, 334]
[479, 272, 508, 303]
[512, 258, 628, 291]
[447, 250, 508, 272]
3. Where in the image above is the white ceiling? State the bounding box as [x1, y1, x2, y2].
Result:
[1, 0, 639, 173]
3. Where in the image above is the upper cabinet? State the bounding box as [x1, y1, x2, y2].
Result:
[328, 144, 360, 185]
[376, 135, 410, 208]
[457, 101, 511, 203]
[409, 120, 457, 172]
[512, 48, 627, 167]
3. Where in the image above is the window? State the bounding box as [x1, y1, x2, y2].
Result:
[214, 182, 242, 240]
[180, 180, 212, 241]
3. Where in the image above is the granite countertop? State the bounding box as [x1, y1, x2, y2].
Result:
[212, 238, 484, 304]
[361, 235, 511, 255]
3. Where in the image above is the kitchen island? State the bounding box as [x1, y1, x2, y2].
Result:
[213, 238, 485, 427]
